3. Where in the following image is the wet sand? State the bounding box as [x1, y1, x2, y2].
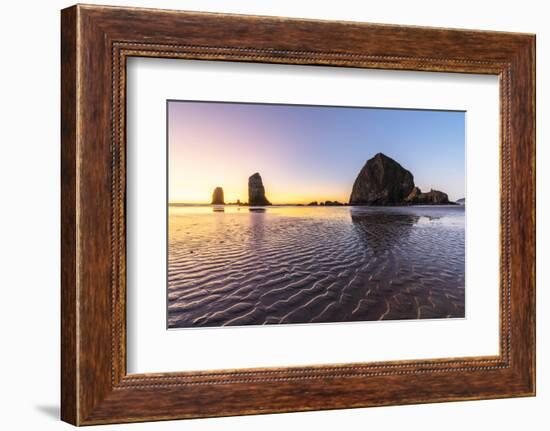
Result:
[167, 205, 465, 328]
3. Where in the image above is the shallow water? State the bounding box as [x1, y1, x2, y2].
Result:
[167, 205, 465, 328]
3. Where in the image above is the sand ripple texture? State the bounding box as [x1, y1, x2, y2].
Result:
[168, 205, 465, 328]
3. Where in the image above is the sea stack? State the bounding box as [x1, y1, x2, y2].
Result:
[248, 173, 271, 206]
[349, 153, 453, 205]
[349, 153, 414, 205]
[404, 187, 450, 204]
[211, 187, 225, 205]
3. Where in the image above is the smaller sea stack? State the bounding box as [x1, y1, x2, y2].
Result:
[248, 173, 271, 206]
[404, 187, 450, 205]
[211, 187, 225, 205]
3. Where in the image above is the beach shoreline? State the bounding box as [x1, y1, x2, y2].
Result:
[167, 205, 465, 328]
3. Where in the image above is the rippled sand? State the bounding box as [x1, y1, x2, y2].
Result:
[168, 205, 465, 328]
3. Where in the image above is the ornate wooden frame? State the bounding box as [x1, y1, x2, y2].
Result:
[61, 4, 535, 425]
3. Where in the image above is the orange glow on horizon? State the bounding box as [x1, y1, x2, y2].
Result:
[169, 186, 350, 205]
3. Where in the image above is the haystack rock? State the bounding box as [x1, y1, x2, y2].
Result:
[211, 187, 225, 205]
[349, 153, 453, 206]
[349, 153, 414, 205]
[248, 173, 271, 206]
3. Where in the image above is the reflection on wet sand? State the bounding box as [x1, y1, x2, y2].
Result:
[248, 207, 267, 213]
[351, 211, 419, 255]
[168, 205, 465, 328]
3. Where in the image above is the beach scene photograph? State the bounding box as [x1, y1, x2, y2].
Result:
[167, 100, 465, 329]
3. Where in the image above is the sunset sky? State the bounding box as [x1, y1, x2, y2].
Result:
[168, 101, 465, 204]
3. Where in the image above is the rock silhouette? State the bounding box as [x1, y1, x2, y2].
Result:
[211, 187, 225, 205]
[349, 153, 414, 205]
[405, 187, 450, 205]
[349, 153, 453, 205]
[248, 173, 271, 206]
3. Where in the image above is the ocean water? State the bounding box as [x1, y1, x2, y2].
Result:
[167, 205, 465, 328]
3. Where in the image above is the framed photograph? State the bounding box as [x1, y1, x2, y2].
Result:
[61, 4, 535, 425]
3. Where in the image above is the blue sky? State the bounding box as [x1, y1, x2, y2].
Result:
[169, 101, 465, 203]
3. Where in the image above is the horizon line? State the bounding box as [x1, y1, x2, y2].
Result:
[168, 201, 349, 206]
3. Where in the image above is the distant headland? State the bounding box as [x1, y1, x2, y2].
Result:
[201, 153, 458, 207]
